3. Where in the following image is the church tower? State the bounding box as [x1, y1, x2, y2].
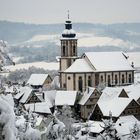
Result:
[59, 13, 78, 89]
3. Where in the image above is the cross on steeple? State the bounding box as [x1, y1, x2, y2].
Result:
[67, 10, 70, 20]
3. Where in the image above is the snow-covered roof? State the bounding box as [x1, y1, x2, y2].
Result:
[24, 102, 52, 114]
[19, 86, 33, 103]
[102, 84, 140, 101]
[79, 87, 96, 105]
[62, 29, 76, 35]
[4, 85, 16, 93]
[64, 52, 134, 73]
[27, 74, 50, 86]
[55, 90, 77, 106]
[65, 59, 93, 73]
[81, 121, 104, 134]
[115, 115, 140, 136]
[84, 52, 134, 72]
[43, 90, 56, 108]
[98, 98, 132, 117]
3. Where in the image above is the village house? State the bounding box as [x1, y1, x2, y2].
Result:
[78, 87, 101, 120]
[55, 90, 78, 114]
[27, 74, 52, 89]
[59, 18, 135, 92]
[89, 87, 140, 121]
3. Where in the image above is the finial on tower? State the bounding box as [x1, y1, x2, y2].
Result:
[67, 10, 70, 20]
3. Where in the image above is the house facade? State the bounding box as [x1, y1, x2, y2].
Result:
[78, 87, 101, 120]
[59, 19, 134, 92]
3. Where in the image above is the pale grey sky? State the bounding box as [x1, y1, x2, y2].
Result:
[0, 0, 140, 24]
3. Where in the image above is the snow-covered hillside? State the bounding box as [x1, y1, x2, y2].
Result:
[4, 61, 59, 71]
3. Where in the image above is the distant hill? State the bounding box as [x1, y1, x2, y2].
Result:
[1, 20, 140, 63]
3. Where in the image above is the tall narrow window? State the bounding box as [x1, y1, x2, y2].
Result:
[115, 75, 118, 85]
[122, 74, 125, 84]
[73, 46, 76, 56]
[129, 74, 132, 83]
[78, 76, 83, 92]
[63, 46, 66, 56]
[108, 75, 111, 87]
[88, 76, 92, 87]
[100, 75, 103, 82]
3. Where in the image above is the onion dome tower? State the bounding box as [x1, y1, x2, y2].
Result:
[59, 11, 78, 89]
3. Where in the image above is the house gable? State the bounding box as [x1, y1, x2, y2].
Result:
[86, 89, 101, 105]
[118, 89, 129, 98]
[26, 93, 42, 104]
[120, 99, 140, 117]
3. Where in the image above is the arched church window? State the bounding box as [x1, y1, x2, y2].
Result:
[88, 76, 92, 87]
[63, 46, 66, 56]
[78, 76, 83, 92]
[108, 75, 111, 87]
[115, 75, 118, 85]
[100, 75, 103, 82]
[73, 46, 76, 56]
[129, 74, 132, 83]
[122, 74, 125, 84]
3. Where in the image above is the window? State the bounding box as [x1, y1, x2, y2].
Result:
[108, 75, 111, 87]
[73, 46, 76, 56]
[88, 76, 92, 87]
[115, 75, 118, 85]
[129, 74, 132, 83]
[78, 76, 83, 92]
[62, 46, 66, 56]
[122, 74, 125, 84]
[100, 75, 103, 82]
[68, 76, 71, 80]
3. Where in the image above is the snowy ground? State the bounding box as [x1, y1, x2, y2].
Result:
[4, 61, 59, 72]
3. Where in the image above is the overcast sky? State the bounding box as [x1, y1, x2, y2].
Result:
[0, 0, 140, 24]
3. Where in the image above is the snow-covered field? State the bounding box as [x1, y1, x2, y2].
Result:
[5, 61, 59, 71]
[26, 33, 139, 50]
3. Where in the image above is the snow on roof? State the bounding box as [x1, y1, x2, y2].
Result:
[81, 121, 104, 134]
[101, 87, 125, 101]
[84, 52, 134, 72]
[24, 102, 52, 114]
[127, 52, 140, 68]
[65, 59, 93, 73]
[19, 86, 33, 103]
[43, 90, 56, 108]
[79, 87, 96, 105]
[102, 84, 140, 101]
[115, 115, 140, 136]
[55, 90, 77, 106]
[98, 98, 132, 117]
[62, 29, 76, 34]
[27, 74, 49, 86]
[4, 85, 15, 93]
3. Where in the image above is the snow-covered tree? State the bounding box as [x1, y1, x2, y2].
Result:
[0, 96, 17, 140]
[0, 40, 14, 71]
[96, 112, 118, 140]
[129, 122, 140, 140]
[46, 116, 65, 140]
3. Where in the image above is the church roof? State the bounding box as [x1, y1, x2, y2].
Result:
[84, 52, 134, 72]
[64, 59, 93, 73]
[64, 52, 134, 73]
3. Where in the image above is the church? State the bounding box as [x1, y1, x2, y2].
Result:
[59, 17, 134, 92]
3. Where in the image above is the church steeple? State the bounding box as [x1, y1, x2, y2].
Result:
[59, 13, 78, 89]
[62, 11, 76, 38]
